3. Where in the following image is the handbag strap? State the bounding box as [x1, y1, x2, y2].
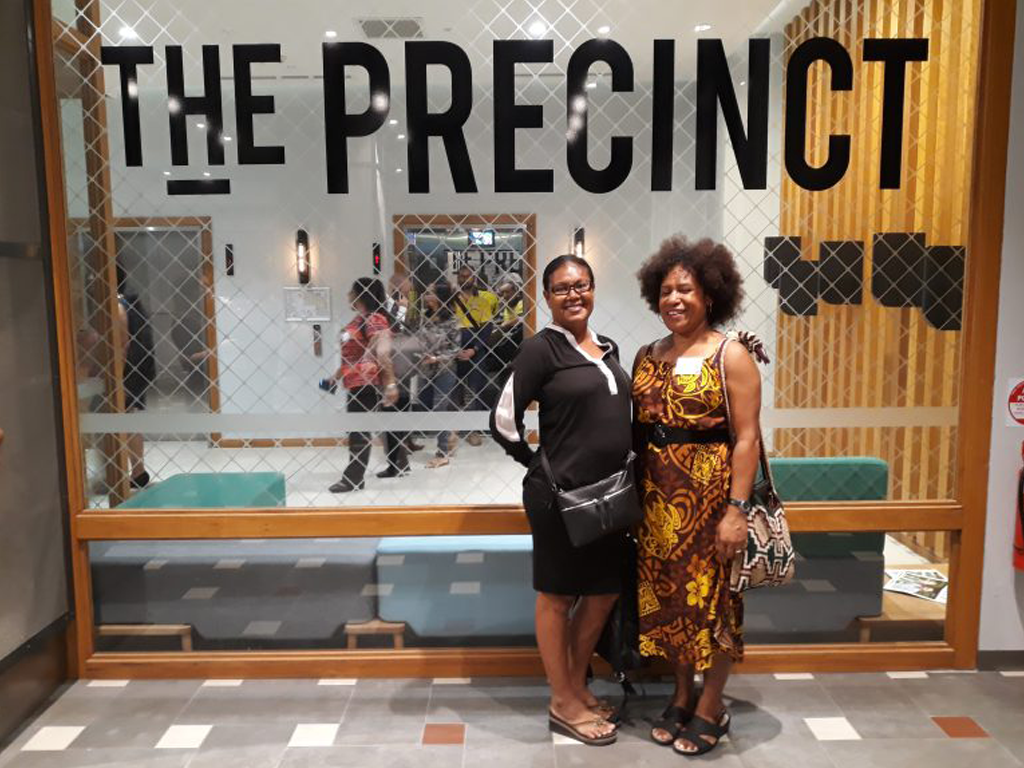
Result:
[538, 449, 561, 492]
[716, 332, 778, 498]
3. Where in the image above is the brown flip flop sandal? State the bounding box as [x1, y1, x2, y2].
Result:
[548, 709, 618, 746]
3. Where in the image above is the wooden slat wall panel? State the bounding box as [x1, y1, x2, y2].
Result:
[775, 0, 980, 561]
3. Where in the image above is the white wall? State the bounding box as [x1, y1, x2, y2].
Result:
[979, 0, 1024, 653]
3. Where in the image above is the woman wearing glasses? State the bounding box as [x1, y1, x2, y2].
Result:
[491, 255, 631, 746]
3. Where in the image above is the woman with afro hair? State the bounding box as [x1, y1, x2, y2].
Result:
[631, 236, 763, 757]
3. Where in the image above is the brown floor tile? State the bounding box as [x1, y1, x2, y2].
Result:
[422, 723, 466, 745]
[932, 716, 990, 738]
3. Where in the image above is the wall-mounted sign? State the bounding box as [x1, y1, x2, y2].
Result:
[1008, 379, 1024, 427]
[284, 287, 331, 322]
[100, 36, 928, 197]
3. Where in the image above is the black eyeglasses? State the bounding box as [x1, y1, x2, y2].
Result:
[549, 280, 593, 297]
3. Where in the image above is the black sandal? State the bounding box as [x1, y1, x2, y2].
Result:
[650, 704, 694, 746]
[672, 710, 730, 756]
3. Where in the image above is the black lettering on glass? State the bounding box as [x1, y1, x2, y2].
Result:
[651, 39, 674, 191]
[166, 45, 224, 166]
[405, 41, 477, 194]
[100, 45, 154, 167]
[493, 40, 554, 193]
[566, 39, 634, 194]
[862, 38, 929, 189]
[233, 44, 285, 165]
[322, 42, 390, 194]
[695, 38, 770, 190]
[784, 37, 852, 191]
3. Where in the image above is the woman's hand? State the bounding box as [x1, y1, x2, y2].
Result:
[421, 355, 438, 366]
[382, 382, 399, 406]
[715, 507, 748, 565]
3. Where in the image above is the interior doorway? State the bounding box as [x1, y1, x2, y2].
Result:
[111, 219, 219, 415]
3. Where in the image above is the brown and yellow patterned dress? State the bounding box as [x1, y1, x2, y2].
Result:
[632, 338, 743, 671]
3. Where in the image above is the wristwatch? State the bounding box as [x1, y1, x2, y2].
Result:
[727, 497, 753, 514]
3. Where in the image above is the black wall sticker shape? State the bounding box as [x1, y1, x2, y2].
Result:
[921, 245, 965, 331]
[871, 232, 926, 307]
[763, 236, 802, 289]
[819, 240, 864, 305]
[779, 255, 820, 316]
[763, 232, 964, 329]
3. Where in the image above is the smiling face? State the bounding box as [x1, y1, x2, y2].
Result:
[545, 261, 594, 327]
[658, 265, 708, 335]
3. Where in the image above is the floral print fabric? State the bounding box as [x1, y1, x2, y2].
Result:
[632, 341, 743, 671]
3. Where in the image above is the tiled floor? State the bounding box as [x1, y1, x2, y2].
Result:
[2, 671, 1021, 767]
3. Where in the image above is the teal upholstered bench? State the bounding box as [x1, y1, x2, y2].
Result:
[116, 471, 287, 508]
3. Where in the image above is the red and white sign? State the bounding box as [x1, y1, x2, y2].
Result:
[1009, 379, 1024, 427]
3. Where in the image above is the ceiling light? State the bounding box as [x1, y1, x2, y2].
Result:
[202, 171, 211, 177]
[739, 80, 747, 86]
[388, 118, 398, 125]
[694, 23, 712, 33]
[597, 25, 610, 35]
[118, 26, 137, 39]
[325, 30, 337, 38]
[223, 136, 233, 142]
[396, 168, 403, 174]
[528, 20, 547, 37]
[371, 92, 388, 111]
[585, 81, 597, 90]
[162, 171, 171, 176]
[397, 133, 405, 140]
[146, 226, 155, 231]
[196, 122, 206, 129]
[571, 95, 586, 113]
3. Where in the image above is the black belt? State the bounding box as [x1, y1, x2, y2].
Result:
[645, 424, 731, 448]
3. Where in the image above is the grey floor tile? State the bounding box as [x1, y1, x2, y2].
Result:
[554, 738, 743, 767]
[70, 714, 182, 750]
[465, 742, 555, 768]
[828, 684, 946, 739]
[198, 723, 296, 750]
[823, 738, 1024, 768]
[735, 737, 836, 768]
[188, 744, 288, 768]
[180, 681, 351, 725]
[276, 745, 462, 768]
[2, 749, 193, 768]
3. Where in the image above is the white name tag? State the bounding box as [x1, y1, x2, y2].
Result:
[674, 356, 704, 376]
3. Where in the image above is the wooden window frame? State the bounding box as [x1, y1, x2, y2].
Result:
[32, 0, 1016, 678]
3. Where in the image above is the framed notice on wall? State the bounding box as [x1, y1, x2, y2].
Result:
[283, 287, 331, 322]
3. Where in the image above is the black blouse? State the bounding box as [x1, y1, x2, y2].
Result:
[490, 324, 633, 490]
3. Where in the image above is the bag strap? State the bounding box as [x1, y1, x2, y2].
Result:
[539, 449, 561, 492]
[452, 292, 482, 331]
[717, 332, 777, 498]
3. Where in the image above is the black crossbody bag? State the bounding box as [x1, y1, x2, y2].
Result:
[539, 450, 643, 547]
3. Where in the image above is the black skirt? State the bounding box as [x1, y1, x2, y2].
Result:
[522, 466, 625, 596]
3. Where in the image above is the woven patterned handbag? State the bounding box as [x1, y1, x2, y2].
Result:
[718, 332, 796, 593]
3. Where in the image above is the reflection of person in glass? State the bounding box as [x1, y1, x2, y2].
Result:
[491, 255, 630, 746]
[632, 237, 760, 756]
[116, 265, 156, 489]
[325, 278, 401, 493]
[492, 272, 526, 372]
[416, 280, 463, 468]
[454, 264, 499, 445]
